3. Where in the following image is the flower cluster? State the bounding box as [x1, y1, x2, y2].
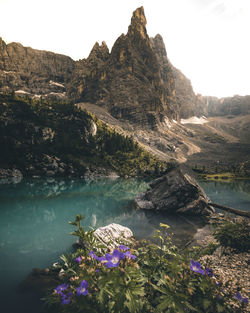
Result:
[55, 283, 72, 304]
[55, 280, 89, 305]
[55, 245, 137, 305]
[89, 244, 136, 268]
[190, 260, 248, 306]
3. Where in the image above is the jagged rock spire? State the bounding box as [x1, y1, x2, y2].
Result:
[128, 6, 148, 39]
[88, 41, 109, 61]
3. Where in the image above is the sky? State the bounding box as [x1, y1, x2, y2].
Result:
[0, 0, 249, 98]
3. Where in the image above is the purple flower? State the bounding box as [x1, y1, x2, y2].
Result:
[205, 267, 214, 277]
[61, 292, 72, 304]
[105, 249, 122, 268]
[95, 269, 100, 273]
[124, 250, 136, 260]
[89, 251, 106, 262]
[235, 292, 248, 304]
[75, 256, 82, 263]
[89, 251, 97, 258]
[97, 256, 107, 262]
[55, 283, 68, 295]
[190, 260, 205, 275]
[119, 244, 129, 251]
[76, 280, 88, 296]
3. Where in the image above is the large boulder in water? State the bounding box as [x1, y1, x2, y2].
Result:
[134, 167, 214, 218]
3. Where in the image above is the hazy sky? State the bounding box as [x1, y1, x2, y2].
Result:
[0, 0, 249, 98]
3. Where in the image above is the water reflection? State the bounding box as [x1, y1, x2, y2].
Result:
[198, 179, 250, 212]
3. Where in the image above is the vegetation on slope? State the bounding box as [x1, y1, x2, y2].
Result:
[0, 94, 168, 177]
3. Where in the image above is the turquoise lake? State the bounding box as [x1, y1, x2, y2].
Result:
[0, 177, 249, 313]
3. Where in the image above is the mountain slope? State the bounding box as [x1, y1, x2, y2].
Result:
[0, 94, 167, 177]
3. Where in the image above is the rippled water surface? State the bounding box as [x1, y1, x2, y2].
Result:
[0, 177, 249, 312]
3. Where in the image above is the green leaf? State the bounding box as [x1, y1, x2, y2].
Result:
[203, 298, 211, 310]
[151, 284, 168, 295]
[216, 303, 225, 313]
[156, 298, 170, 312]
[185, 302, 199, 312]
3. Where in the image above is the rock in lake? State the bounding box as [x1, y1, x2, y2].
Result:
[134, 167, 214, 217]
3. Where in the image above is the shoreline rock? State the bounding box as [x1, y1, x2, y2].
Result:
[0, 168, 23, 184]
[134, 167, 214, 218]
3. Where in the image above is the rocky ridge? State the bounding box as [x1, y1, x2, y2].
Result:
[0, 37, 74, 96]
[1, 7, 249, 126]
[68, 7, 178, 128]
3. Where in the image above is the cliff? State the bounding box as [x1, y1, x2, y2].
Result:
[0, 37, 75, 95]
[201, 95, 250, 116]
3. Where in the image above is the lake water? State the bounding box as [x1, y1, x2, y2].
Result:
[0, 177, 249, 313]
[198, 179, 250, 212]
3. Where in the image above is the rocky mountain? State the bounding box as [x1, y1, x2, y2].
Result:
[201, 95, 250, 117]
[1, 6, 249, 177]
[1, 6, 249, 126]
[68, 7, 178, 128]
[0, 37, 74, 95]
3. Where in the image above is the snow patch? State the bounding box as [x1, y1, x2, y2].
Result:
[164, 116, 172, 129]
[15, 90, 30, 95]
[49, 80, 65, 88]
[48, 92, 66, 98]
[181, 116, 208, 125]
[3, 70, 15, 74]
[32, 94, 41, 99]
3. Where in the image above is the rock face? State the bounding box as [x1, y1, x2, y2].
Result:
[0, 37, 74, 95]
[68, 7, 178, 128]
[134, 167, 214, 217]
[201, 95, 250, 117]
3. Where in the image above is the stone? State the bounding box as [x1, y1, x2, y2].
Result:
[94, 223, 134, 249]
[134, 167, 214, 217]
[0, 168, 23, 184]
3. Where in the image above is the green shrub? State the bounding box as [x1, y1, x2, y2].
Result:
[42, 216, 246, 313]
[213, 219, 250, 252]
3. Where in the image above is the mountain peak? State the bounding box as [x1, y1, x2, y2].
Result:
[131, 6, 147, 26]
[88, 41, 109, 61]
[128, 6, 148, 39]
